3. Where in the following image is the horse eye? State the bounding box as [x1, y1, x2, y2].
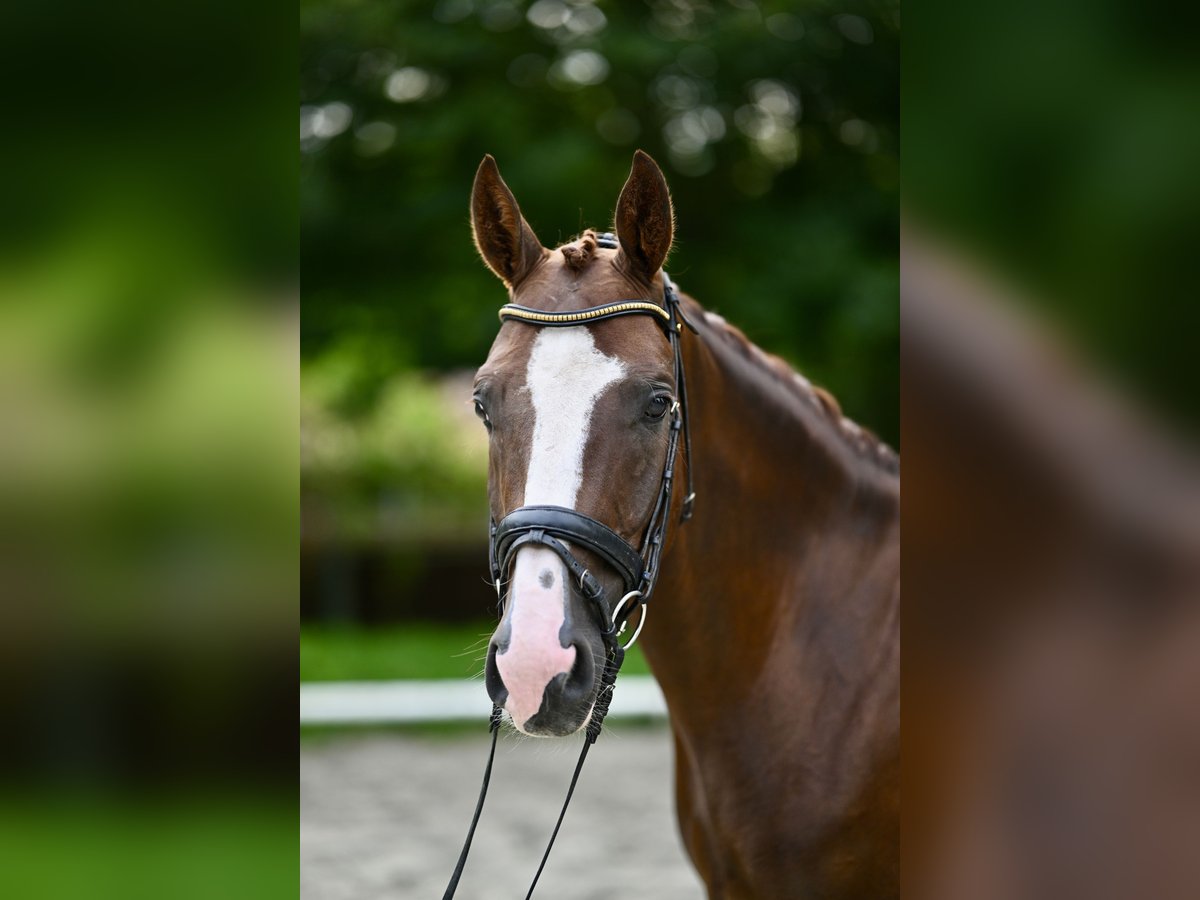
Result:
[644, 394, 671, 420]
[473, 398, 492, 430]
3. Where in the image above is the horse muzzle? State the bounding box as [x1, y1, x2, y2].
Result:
[485, 545, 605, 735]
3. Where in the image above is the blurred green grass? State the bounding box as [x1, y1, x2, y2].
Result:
[300, 622, 652, 681]
[0, 797, 294, 900]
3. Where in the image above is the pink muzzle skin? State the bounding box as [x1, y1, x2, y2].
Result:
[494, 546, 577, 729]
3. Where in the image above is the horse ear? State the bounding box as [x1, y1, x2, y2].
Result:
[614, 150, 674, 281]
[471, 155, 545, 288]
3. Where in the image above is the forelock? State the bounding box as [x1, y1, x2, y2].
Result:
[559, 230, 599, 271]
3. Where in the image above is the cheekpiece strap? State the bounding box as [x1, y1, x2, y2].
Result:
[662, 273, 696, 521]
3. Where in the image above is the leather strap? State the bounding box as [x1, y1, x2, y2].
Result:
[500, 300, 672, 332]
[440, 706, 503, 900]
[494, 506, 645, 594]
[522, 642, 625, 899]
[663, 272, 697, 521]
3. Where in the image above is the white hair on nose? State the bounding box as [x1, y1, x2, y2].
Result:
[522, 327, 626, 507]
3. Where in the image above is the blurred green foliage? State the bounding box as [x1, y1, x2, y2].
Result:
[0, 798, 294, 900]
[301, 0, 900, 458]
[1, 0, 298, 893]
[303, 365, 487, 541]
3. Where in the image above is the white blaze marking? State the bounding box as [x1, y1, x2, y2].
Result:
[522, 328, 626, 507]
[497, 327, 625, 731]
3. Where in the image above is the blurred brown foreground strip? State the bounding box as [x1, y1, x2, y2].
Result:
[902, 230, 1200, 900]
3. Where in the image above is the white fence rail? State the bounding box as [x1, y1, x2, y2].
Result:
[300, 676, 668, 725]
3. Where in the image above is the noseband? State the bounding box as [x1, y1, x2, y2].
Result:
[442, 235, 698, 899]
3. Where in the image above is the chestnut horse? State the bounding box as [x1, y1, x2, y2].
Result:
[470, 151, 899, 899]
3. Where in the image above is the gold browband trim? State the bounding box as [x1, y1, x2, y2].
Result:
[498, 301, 671, 326]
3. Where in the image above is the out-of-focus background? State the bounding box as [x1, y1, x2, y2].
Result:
[7, 0, 1195, 895]
[299, 0, 898, 677]
[0, 1, 296, 898]
[904, 2, 1200, 898]
[299, 1, 897, 896]
[904, 0, 1200, 434]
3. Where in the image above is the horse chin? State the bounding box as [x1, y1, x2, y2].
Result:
[510, 686, 599, 738]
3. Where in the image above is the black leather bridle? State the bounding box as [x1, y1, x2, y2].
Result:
[490, 275, 696, 657]
[441, 234, 697, 899]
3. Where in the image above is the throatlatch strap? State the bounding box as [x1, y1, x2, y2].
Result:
[441, 707, 503, 900]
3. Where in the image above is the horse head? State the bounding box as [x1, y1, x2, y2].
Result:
[470, 151, 683, 736]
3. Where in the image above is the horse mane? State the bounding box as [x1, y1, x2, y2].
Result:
[696, 305, 900, 476]
[554, 230, 898, 476]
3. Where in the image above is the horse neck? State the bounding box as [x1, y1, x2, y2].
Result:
[641, 299, 900, 724]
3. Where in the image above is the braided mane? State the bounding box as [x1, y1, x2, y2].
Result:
[699, 307, 899, 476]
[551, 230, 898, 475]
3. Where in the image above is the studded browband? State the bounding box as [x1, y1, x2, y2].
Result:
[499, 299, 673, 328]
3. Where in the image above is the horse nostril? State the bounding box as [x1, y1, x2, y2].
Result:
[484, 642, 508, 708]
[558, 641, 596, 706]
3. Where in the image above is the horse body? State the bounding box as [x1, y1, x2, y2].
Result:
[468, 151, 899, 898]
[644, 298, 900, 899]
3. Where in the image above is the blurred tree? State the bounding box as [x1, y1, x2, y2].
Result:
[301, 0, 899, 442]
